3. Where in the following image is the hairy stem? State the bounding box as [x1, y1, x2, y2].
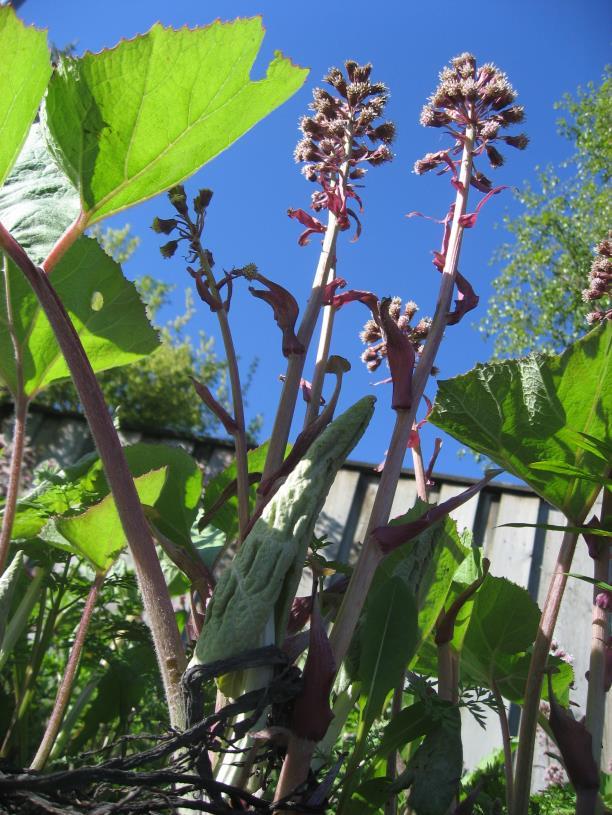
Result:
[493, 681, 514, 815]
[30, 571, 105, 771]
[411, 438, 428, 502]
[0, 222, 186, 729]
[195, 245, 250, 542]
[260, 212, 340, 493]
[437, 643, 458, 704]
[41, 212, 88, 274]
[330, 123, 475, 669]
[384, 682, 405, 815]
[0, 254, 29, 574]
[0, 394, 27, 575]
[512, 527, 579, 815]
[303, 289, 336, 428]
[585, 488, 611, 771]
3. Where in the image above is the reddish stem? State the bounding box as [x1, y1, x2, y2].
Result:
[0, 222, 186, 728]
[0, 394, 27, 574]
[30, 571, 105, 770]
[512, 527, 579, 815]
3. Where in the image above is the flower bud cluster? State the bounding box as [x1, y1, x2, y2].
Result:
[152, 184, 214, 264]
[291, 61, 394, 240]
[359, 297, 431, 373]
[416, 53, 528, 184]
[583, 234, 612, 324]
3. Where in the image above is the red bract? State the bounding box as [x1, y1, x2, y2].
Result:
[374, 469, 501, 553]
[407, 395, 433, 448]
[447, 271, 479, 325]
[287, 208, 326, 246]
[331, 288, 379, 311]
[458, 185, 507, 228]
[380, 297, 415, 410]
[191, 377, 238, 435]
[247, 272, 305, 358]
[322, 277, 347, 304]
[290, 593, 335, 742]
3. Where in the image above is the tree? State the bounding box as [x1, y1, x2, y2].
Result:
[480, 68, 611, 356]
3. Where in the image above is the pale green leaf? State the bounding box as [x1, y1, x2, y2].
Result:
[42, 18, 308, 224]
[0, 236, 159, 397]
[431, 322, 611, 522]
[0, 551, 24, 643]
[192, 397, 375, 666]
[0, 9, 51, 186]
[54, 467, 167, 571]
[0, 124, 79, 265]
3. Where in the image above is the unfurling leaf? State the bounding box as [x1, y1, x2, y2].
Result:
[191, 396, 375, 666]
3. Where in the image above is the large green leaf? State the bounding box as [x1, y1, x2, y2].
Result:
[42, 18, 308, 224]
[0, 124, 79, 265]
[9, 444, 199, 551]
[460, 575, 573, 703]
[0, 9, 51, 187]
[0, 235, 159, 397]
[52, 467, 167, 571]
[357, 575, 419, 729]
[430, 322, 611, 521]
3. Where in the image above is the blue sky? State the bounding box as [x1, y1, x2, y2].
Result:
[15, 0, 611, 479]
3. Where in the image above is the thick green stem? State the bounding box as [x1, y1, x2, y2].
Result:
[512, 527, 579, 815]
[0, 222, 186, 729]
[585, 488, 611, 771]
[30, 571, 105, 770]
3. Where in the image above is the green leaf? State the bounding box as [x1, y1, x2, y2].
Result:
[202, 440, 271, 543]
[0, 123, 79, 265]
[0, 236, 159, 397]
[501, 522, 611, 537]
[371, 501, 469, 651]
[0, 9, 51, 186]
[42, 18, 308, 224]
[393, 705, 462, 815]
[344, 778, 395, 815]
[357, 575, 419, 729]
[430, 322, 612, 522]
[459, 575, 573, 702]
[376, 700, 434, 759]
[529, 460, 612, 486]
[566, 573, 612, 593]
[53, 468, 167, 571]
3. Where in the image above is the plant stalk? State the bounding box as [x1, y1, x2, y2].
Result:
[0, 253, 29, 574]
[193, 244, 250, 542]
[436, 643, 458, 704]
[0, 222, 186, 729]
[275, 124, 476, 802]
[493, 681, 514, 815]
[585, 487, 611, 771]
[411, 438, 428, 502]
[30, 571, 105, 770]
[0, 394, 27, 574]
[260, 212, 340, 493]
[512, 527, 579, 815]
[303, 287, 336, 428]
[329, 122, 476, 669]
